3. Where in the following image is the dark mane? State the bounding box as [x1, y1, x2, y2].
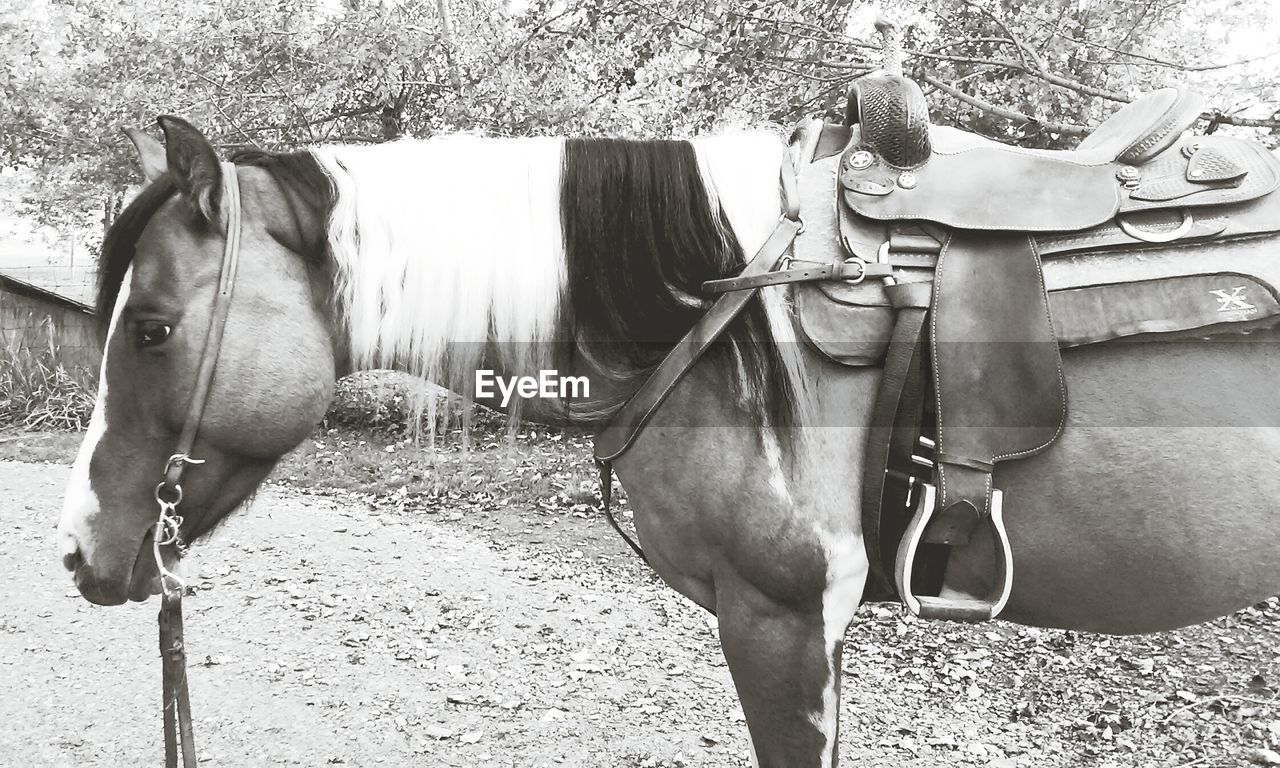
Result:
[561, 137, 799, 425]
[231, 148, 333, 217]
[230, 148, 335, 274]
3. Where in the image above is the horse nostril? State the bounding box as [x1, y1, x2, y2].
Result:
[62, 549, 84, 573]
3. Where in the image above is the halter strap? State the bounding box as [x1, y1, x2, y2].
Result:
[158, 161, 243, 498]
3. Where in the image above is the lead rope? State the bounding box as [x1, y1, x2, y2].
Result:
[155, 483, 196, 768]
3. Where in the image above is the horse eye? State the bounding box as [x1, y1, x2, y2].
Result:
[136, 321, 173, 348]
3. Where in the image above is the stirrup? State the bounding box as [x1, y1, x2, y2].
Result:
[894, 484, 1014, 622]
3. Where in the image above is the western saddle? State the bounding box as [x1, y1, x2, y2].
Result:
[594, 74, 1280, 622]
[794, 74, 1280, 621]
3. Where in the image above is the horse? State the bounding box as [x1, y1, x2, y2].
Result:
[57, 111, 1280, 768]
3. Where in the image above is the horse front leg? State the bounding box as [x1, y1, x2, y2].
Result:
[715, 566, 858, 768]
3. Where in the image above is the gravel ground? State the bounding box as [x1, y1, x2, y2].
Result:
[5, 458, 1280, 767]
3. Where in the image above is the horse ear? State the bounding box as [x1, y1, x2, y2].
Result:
[156, 115, 222, 222]
[122, 127, 167, 182]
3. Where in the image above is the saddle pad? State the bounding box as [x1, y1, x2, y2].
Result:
[798, 269, 1280, 365]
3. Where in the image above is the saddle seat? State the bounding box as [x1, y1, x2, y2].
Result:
[934, 87, 1206, 166]
[1060, 87, 1202, 164]
[784, 74, 1280, 623]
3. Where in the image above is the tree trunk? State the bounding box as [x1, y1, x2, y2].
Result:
[437, 0, 463, 89]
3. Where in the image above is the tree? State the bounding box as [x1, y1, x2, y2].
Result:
[2, 0, 1276, 240]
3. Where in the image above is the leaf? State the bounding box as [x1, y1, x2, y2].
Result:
[423, 725, 453, 740]
[1247, 748, 1280, 765]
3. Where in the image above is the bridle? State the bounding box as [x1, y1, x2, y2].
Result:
[152, 161, 243, 768]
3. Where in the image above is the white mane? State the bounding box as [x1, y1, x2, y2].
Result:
[309, 131, 804, 418]
[310, 134, 567, 391]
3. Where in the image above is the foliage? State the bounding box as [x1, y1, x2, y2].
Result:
[0, 337, 96, 430]
[3, 0, 1278, 237]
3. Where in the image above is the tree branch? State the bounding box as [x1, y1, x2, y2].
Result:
[920, 73, 1091, 136]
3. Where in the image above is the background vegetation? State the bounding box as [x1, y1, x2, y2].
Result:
[1, 0, 1278, 431]
[3, 0, 1278, 235]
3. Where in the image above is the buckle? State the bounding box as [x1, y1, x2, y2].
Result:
[838, 257, 867, 285]
[894, 484, 1013, 622]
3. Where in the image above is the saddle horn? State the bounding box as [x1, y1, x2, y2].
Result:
[845, 74, 933, 169]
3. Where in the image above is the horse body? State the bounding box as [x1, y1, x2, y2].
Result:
[56, 114, 1280, 768]
[623, 331, 1280, 764]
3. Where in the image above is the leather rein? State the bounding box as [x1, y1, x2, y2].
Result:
[151, 161, 243, 768]
[591, 158, 810, 560]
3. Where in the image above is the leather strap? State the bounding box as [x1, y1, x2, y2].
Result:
[702, 259, 892, 293]
[160, 593, 196, 768]
[156, 161, 242, 768]
[861, 281, 931, 591]
[929, 232, 1065, 535]
[593, 216, 803, 462]
[596, 460, 648, 563]
[160, 162, 242, 496]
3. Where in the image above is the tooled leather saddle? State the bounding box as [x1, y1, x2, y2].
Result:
[783, 74, 1280, 621]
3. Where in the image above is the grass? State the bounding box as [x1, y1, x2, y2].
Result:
[275, 422, 604, 513]
[0, 334, 96, 431]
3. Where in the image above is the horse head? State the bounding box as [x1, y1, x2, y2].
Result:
[57, 117, 337, 605]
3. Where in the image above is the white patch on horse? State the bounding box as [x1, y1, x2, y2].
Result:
[808, 530, 867, 768]
[310, 136, 567, 419]
[761, 429, 791, 505]
[59, 266, 133, 561]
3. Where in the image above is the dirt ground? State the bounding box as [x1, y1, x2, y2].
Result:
[5, 458, 1280, 767]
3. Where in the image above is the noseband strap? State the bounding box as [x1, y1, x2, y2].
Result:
[155, 160, 243, 768]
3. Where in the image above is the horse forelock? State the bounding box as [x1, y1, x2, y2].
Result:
[97, 177, 179, 338]
[100, 152, 336, 341]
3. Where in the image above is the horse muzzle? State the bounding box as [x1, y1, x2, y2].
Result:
[61, 529, 166, 605]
